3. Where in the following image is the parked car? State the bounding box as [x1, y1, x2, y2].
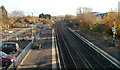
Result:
[1, 42, 20, 54]
[29, 22, 34, 24]
[0, 51, 15, 66]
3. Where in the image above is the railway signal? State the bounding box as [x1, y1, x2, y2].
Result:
[111, 21, 117, 46]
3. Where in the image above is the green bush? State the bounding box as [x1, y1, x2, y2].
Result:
[117, 28, 120, 37]
[92, 24, 105, 33]
[34, 42, 40, 48]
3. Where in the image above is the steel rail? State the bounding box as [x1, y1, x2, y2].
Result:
[68, 28, 120, 68]
[59, 28, 78, 69]
[61, 26, 95, 69]
[64, 28, 104, 69]
[55, 24, 66, 70]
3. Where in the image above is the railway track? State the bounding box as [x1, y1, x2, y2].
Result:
[55, 21, 120, 70]
[56, 22, 88, 69]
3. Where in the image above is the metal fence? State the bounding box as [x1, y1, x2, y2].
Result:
[7, 24, 49, 70]
[7, 41, 33, 70]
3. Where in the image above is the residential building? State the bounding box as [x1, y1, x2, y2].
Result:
[0, 6, 8, 22]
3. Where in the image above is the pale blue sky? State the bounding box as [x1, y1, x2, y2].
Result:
[0, 0, 119, 16]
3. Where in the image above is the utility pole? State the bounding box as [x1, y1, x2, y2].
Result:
[32, 13, 34, 44]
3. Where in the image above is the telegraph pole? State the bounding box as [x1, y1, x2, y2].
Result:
[32, 13, 34, 43]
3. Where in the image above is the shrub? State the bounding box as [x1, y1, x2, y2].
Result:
[91, 24, 105, 33]
[117, 28, 120, 37]
[34, 42, 40, 47]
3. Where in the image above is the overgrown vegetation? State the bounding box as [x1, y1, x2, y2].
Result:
[39, 13, 51, 19]
[39, 13, 55, 27]
[64, 7, 120, 37]
[1, 10, 39, 30]
[0, 6, 55, 30]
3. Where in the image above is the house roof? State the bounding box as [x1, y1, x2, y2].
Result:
[90, 12, 108, 19]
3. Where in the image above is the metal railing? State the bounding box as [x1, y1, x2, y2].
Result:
[68, 28, 120, 68]
[7, 41, 33, 70]
[7, 24, 49, 70]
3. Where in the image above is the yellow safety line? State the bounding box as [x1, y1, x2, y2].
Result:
[17, 49, 32, 70]
[52, 29, 57, 69]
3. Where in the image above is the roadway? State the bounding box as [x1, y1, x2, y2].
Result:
[55, 20, 120, 69]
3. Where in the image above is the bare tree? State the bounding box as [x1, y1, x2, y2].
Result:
[10, 10, 24, 18]
[77, 7, 92, 13]
[77, 7, 82, 13]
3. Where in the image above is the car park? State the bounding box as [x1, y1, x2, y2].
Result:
[0, 51, 15, 66]
[1, 42, 20, 54]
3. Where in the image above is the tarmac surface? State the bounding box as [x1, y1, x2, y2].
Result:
[17, 29, 52, 70]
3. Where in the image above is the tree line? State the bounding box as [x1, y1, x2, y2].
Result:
[64, 7, 120, 37]
[39, 13, 51, 19]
